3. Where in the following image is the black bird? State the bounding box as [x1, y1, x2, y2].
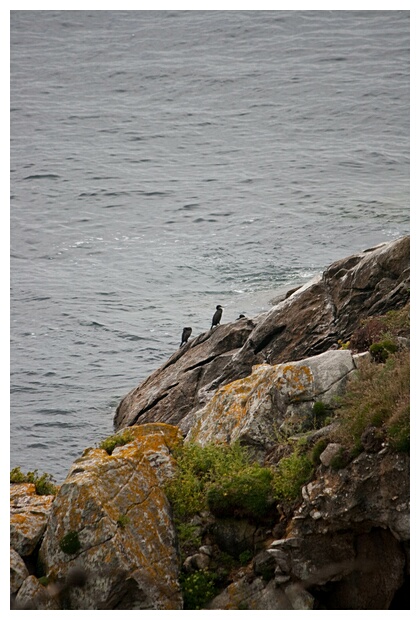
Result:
[211, 305, 223, 328]
[237, 314, 246, 320]
[180, 327, 192, 347]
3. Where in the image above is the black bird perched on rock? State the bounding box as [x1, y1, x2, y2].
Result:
[211, 305, 223, 328]
[180, 327, 192, 347]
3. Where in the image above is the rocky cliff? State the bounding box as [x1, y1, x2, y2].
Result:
[10, 236, 410, 610]
[114, 235, 409, 431]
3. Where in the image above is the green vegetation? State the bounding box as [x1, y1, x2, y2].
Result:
[166, 440, 314, 525]
[333, 349, 409, 454]
[311, 401, 333, 429]
[310, 438, 329, 465]
[10, 467, 58, 496]
[349, 303, 409, 354]
[272, 447, 313, 502]
[369, 339, 398, 363]
[38, 576, 49, 587]
[238, 549, 253, 565]
[117, 514, 130, 529]
[175, 522, 202, 562]
[99, 430, 134, 455]
[180, 570, 218, 610]
[207, 466, 274, 520]
[381, 303, 410, 336]
[165, 441, 258, 520]
[59, 531, 81, 555]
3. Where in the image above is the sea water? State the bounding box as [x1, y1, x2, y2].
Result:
[10, 10, 409, 481]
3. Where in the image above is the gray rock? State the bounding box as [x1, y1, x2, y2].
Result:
[114, 236, 409, 431]
[10, 483, 55, 557]
[38, 424, 183, 610]
[114, 320, 255, 430]
[267, 547, 291, 573]
[319, 442, 343, 467]
[10, 547, 29, 595]
[183, 552, 210, 572]
[274, 569, 291, 584]
[275, 450, 409, 609]
[12, 575, 60, 611]
[253, 550, 276, 578]
[284, 582, 314, 610]
[207, 576, 292, 610]
[185, 349, 355, 456]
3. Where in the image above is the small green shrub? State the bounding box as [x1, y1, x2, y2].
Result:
[180, 570, 217, 610]
[272, 448, 313, 503]
[117, 514, 130, 529]
[59, 531, 81, 555]
[382, 303, 410, 337]
[99, 430, 134, 455]
[175, 522, 203, 562]
[311, 438, 329, 465]
[165, 442, 253, 520]
[38, 576, 49, 587]
[10, 467, 58, 495]
[311, 402, 333, 429]
[238, 549, 253, 565]
[206, 465, 274, 520]
[369, 340, 398, 363]
[10, 467, 26, 483]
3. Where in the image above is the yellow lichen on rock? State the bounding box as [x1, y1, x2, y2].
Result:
[38, 423, 183, 610]
[10, 483, 55, 557]
[187, 362, 315, 448]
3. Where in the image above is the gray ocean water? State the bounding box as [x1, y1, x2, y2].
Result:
[10, 10, 410, 482]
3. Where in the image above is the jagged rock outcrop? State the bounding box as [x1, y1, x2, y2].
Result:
[205, 449, 409, 610]
[268, 448, 410, 610]
[207, 575, 297, 610]
[114, 318, 255, 429]
[13, 574, 61, 611]
[114, 236, 409, 432]
[10, 548, 29, 596]
[10, 483, 55, 557]
[37, 424, 183, 610]
[182, 348, 358, 451]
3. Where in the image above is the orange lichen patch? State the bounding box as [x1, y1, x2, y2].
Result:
[113, 424, 182, 458]
[280, 364, 314, 399]
[39, 422, 182, 609]
[188, 361, 315, 446]
[10, 483, 37, 500]
[10, 486, 55, 556]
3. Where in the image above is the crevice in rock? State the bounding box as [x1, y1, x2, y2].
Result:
[314, 366, 356, 398]
[183, 355, 218, 372]
[252, 326, 287, 354]
[321, 278, 339, 326]
[130, 385, 179, 423]
[302, 336, 342, 358]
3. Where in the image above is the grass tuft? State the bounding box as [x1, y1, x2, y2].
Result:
[99, 430, 134, 455]
[333, 349, 409, 453]
[10, 467, 58, 495]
